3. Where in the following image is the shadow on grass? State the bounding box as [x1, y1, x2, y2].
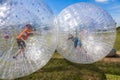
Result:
[95, 61, 120, 76]
[68, 61, 105, 72]
[15, 58, 106, 80]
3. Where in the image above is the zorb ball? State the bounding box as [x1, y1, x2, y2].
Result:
[57, 2, 116, 64]
[0, 0, 56, 79]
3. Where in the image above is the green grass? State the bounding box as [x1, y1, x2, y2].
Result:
[95, 61, 120, 75]
[15, 57, 106, 80]
[14, 55, 120, 80]
[106, 74, 120, 80]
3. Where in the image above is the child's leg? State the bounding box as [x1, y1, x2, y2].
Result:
[13, 39, 21, 58]
[21, 48, 26, 57]
[13, 49, 21, 58]
[15, 49, 21, 57]
[21, 40, 26, 58]
[77, 46, 82, 52]
[74, 41, 78, 48]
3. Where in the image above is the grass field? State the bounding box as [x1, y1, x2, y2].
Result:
[0, 28, 120, 80]
[14, 53, 120, 80]
[16, 57, 107, 80]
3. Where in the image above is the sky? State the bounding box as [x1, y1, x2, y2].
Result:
[45, 0, 120, 26]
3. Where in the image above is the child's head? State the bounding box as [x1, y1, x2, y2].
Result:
[26, 24, 32, 29]
[25, 24, 36, 31]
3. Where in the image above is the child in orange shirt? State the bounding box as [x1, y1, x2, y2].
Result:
[13, 24, 36, 59]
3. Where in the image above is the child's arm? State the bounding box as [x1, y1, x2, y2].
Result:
[68, 36, 74, 40]
[28, 31, 41, 35]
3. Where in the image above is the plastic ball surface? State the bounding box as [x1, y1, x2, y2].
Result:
[57, 2, 116, 64]
[0, 0, 56, 79]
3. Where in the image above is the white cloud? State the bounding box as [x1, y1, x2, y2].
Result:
[95, 0, 108, 2]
